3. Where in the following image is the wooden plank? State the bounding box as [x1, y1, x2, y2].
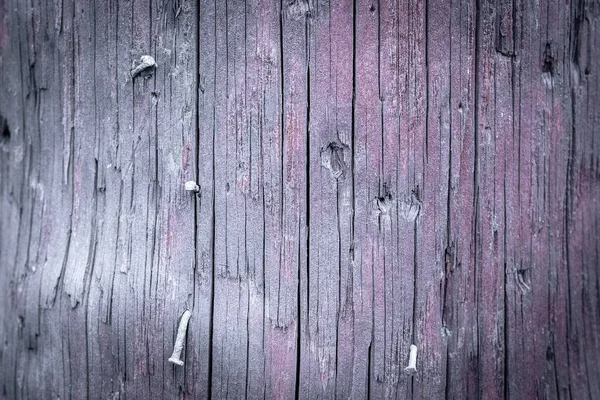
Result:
[242, 1, 272, 397]
[557, 1, 600, 398]
[249, 1, 288, 398]
[416, 0, 452, 397]
[209, 0, 251, 397]
[445, 0, 478, 398]
[191, 0, 216, 398]
[305, 1, 340, 397]
[147, 0, 198, 396]
[276, 1, 306, 398]
[0, 0, 200, 398]
[304, 0, 355, 398]
[504, 1, 538, 398]
[82, 0, 122, 398]
[399, 0, 446, 397]
[473, 0, 508, 397]
[537, 3, 572, 398]
[328, 1, 355, 398]
[352, 0, 381, 397]
[378, 0, 423, 397]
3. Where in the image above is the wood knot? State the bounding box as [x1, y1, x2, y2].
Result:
[515, 267, 531, 293]
[444, 245, 455, 275]
[372, 185, 393, 228]
[398, 188, 422, 221]
[320, 141, 348, 180]
[376, 192, 393, 215]
[541, 43, 554, 89]
[286, 0, 312, 20]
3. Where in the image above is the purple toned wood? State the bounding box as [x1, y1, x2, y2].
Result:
[0, 0, 199, 398]
[209, 0, 252, 397]
[502, 2, 535, 397]
[474, 1, 507, 397]
[417, 0, 452, 397]
[0, 0, 599, 399]
[352, 0, 380, 397]
[327, 2, 355, 399]
[192, 1, 216, 398]
[445, 0, 479, 398]
[304, 0, 341, 397]
[302, 1, 355, 398]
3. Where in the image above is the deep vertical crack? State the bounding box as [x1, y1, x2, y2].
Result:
[207, 0, 218, 397]
[473, 0, 481, 395]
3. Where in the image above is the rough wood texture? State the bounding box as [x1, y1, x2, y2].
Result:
[1, 0, 599, 398]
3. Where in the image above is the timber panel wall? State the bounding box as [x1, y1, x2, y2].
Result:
[0, 0, 599, 398]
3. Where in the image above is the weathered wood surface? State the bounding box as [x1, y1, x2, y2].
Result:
[0, 0, 599, 398]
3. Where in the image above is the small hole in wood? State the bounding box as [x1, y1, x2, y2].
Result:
[0, 115, 9, 141]
[541, 43, 554, 75]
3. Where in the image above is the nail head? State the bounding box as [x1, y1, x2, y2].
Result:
[184, 181, 200, 192]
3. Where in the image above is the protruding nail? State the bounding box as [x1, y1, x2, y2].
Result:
[404, 344, 418, 375]
[184, 181, 200, 193]
[168, 310, 192, 366]
[130, 55, 156, 79]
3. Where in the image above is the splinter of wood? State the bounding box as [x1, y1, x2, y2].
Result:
[130, 55, 156, 79]
[184, 181, 200, 193]
[404, 344, 418, 375]
[168, 310, 192, 366]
